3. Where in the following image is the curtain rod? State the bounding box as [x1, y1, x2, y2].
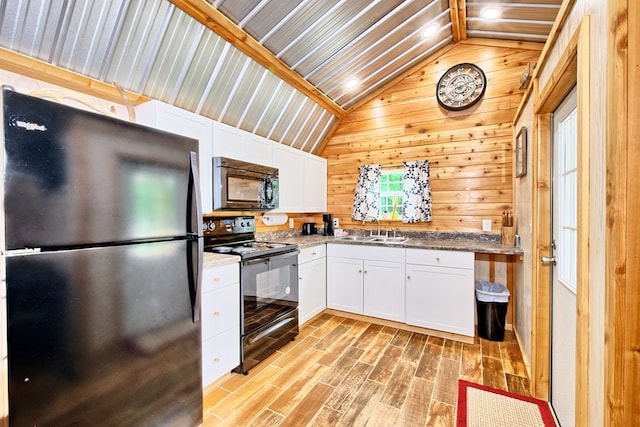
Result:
[381, 160, 439, 169]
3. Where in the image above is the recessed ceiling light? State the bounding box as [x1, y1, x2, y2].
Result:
[481, 7, 501, 20]
[345, 78, 360, 90]
[422, 23, 439, 39]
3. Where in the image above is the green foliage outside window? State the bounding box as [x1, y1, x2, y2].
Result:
[379, 170, 403, 220]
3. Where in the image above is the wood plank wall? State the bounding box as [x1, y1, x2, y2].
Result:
[321, 41, 543, 233]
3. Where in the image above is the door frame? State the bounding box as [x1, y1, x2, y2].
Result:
[606, 0, 640, 425]
[529, 17, 590, 424]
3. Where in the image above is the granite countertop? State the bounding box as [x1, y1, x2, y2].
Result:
[259, 230, 523, 256]
[203, 252, 240, 268]
[202, 229, 523, 267]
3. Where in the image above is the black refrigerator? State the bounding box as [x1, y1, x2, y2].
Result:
[1, 87, 203, 426]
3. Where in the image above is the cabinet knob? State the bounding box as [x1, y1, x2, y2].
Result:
[213, 311, 221, 317]
[358, 269, 362, 274]
[213, 277, 221, 282]
[436, 257, 440, 262]
[213, 357, 221, 363]
[407, 275, 411, 280]
[299, 276, 303, 280]
[363, 270, 368, 274]
[312, 252, 317, 255]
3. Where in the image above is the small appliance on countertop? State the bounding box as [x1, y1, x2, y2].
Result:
[302, 223, 317, 235]
[322, 213, 334, 236]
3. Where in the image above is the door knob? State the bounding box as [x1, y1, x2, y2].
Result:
[541, 256, 556, 265]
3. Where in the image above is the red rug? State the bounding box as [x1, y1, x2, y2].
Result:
[456, 380, 557, 427]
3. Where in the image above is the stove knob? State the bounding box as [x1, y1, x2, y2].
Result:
[208, 222, 216, 231]
[202, 223, 208, 232]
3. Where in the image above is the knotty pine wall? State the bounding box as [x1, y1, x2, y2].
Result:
[321, 41, 543, 233]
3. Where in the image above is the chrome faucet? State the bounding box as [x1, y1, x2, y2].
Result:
[363, 216, 384, 237]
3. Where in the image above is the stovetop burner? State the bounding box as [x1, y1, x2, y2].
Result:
[202, 215, 297, 259]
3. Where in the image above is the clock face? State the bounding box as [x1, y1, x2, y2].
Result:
[436, 63, 487, 111]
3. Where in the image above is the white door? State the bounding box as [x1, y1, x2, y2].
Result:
[549, 87, 578, 426]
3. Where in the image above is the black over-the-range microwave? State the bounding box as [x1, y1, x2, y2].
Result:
[212, 156, 279, 211]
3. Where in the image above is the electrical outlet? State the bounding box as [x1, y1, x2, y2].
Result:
[333, 218, 339, 228]
[289, 218, 294, 228]
[482, 219, 492, 232]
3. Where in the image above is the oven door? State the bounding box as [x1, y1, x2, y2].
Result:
[241, 250, 299, 335]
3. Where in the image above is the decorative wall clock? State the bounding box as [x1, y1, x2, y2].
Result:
[436, 63, 487, 111]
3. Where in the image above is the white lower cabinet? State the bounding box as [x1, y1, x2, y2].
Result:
[201, 263, 240, 388]
[298, 245, 327, 324]
[363, 259, 405, 322]
[327, 244, 405, 322]
[405, 249, 475, 336]
[327, 255, 363, 313]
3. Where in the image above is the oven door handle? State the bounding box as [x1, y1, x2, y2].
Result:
[242, 250, 300, 266]
[246, 316, 298, 345]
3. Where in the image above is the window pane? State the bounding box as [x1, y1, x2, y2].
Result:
[378, 170, 404, 219]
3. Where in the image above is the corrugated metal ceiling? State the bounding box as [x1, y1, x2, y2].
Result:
[0, 0, 562, 154]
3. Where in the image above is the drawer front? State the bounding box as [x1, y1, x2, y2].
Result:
[299, 245, 326, 264]
[405, 248, 473, 269]
[202, 263, 239, 292]
[201, 283, 240, 341]
[202, 326, 240, 387]
[327, 243, 404, 262]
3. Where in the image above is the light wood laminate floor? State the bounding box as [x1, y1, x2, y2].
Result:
[203, 313, 530, 426]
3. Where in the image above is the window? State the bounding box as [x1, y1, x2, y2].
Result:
[379, 170, 403, 220]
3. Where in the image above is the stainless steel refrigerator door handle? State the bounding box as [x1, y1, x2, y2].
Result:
[189, 151, 203, 322]
[541, 256, 556, 265]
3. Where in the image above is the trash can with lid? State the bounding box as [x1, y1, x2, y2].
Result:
[475, 280, 510, 341]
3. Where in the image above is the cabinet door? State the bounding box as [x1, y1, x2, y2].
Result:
[135, 101, 214, 213]
[326, 257, 363, 314]
[272, 144, 304, 212]
[405, 264, 475, 336]
[245, 135, 273, 166]
[212, 122, 272, 166]
[303, 154, 327, 212]
[212, 122, 244, 160]
[364, 260, 405, 322]
[299, 257, 327, 324]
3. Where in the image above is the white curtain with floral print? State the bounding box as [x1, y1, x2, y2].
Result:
[351, 164, 381, 221]
[402, 160, 432, 223]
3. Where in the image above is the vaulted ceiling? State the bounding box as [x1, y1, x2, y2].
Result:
[0, 0, 562, 154]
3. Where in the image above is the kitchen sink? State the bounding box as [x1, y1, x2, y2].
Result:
[336, 235, 409, 244]
[335, 235, 375, 242]
[369, 236, 409, 244]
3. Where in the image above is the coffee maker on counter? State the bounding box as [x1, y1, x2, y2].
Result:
[322, 213, 334, 236]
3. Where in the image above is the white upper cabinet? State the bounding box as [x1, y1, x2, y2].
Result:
[212, 122, 272, 166]
[135, 101, 214, 213]
[272, 144, 304, 212]
[135, 102, 327, 214]
[303, 154, 327, 212]
[272, 144, 327, 213]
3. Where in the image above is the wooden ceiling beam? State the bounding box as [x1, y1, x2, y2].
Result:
[0, 48, 149, 106]
[449, 0, 468, 43]
[169, 0, 345, 118]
